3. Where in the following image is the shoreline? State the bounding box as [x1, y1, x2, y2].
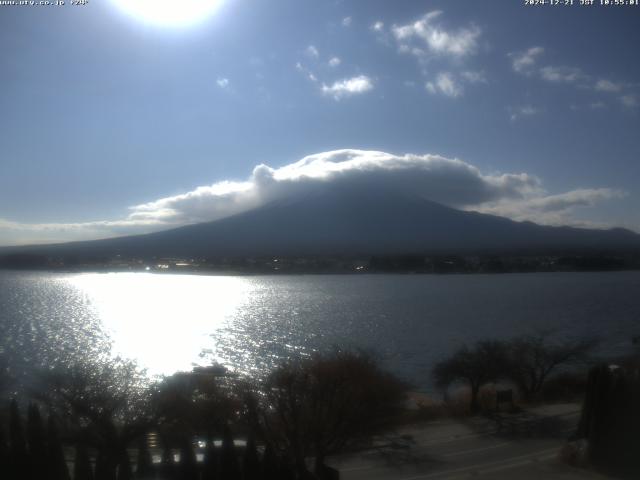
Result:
[2, 266, 640, 276]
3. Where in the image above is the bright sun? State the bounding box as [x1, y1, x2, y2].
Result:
[111, 0, 223, 27]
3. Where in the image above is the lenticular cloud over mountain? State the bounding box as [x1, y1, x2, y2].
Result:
[0, 150, 626, 245]
[130, 149, 543, 225]
[127, 149, 621, 230]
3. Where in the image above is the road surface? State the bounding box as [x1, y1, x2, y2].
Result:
[329, 403, 608, 479]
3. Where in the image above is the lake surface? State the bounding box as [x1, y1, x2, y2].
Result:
[1, 270, 639, 391]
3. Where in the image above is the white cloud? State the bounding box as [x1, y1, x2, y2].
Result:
[426, 72, 463, 98]
[0, 150, 625, 245]
[509, 48, 589, 86]
[423, 70, 485, 99]
[595, 79, 623, 92]
[511, 49, 636, 109]
[342, 16, 352, 27]
[539, 65, 586, 83]
[297, 61, 372, 100]
[305, 45, 319, 58]
[391, 11, 481, 59]
[528, 189, 626, 212]
[510, 105, 540, 121]
[509, 47, 544, 74]
[473, 188, 627, 226]
[387, 12, 484, 98]
[328, 56, 341, 68]
[461, 70, 486, 83]
[371, 21, 384, 32]
[620, 94, 638, 108]
[216, 77, 230, 89]
[295, 62, 318, 82]
[0, 216, 172, 246]
[321, 75, 374, 100]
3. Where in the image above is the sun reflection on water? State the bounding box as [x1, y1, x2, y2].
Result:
[67, 273, 252, 377]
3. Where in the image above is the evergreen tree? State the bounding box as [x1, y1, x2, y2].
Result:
[47, 415, 71, 480]
[278, 458, 296, 480]
[74, 443, 94, 480]
[9, 399, 29, 480]
[178, 438, 198, 480]
[261, 444, 279, 480]
[27, 403, 47, 479]
[94, 449, 117, 480]
[201, 440, 218, 480]
[0, 425, 9, 476]
[219, 425, 240, 480]
[134, 436, 153, 479]
[242, 435, 260, 480]
[159, 446, 176, 480]
[116, 450, 133, 480]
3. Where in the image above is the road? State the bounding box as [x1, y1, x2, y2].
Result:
[329, 403, 609, 479]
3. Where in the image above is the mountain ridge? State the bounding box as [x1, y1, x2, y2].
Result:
[1, 188, 639, 259]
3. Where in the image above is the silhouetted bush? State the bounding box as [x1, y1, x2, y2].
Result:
[152, 366, 240, 443]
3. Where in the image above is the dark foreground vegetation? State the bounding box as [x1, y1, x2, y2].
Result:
[2, 251, 640, 274]
[0, 351, 407, 480]
[572, 360, 640, 478]
[1, 331, 638, 479]
[432, 333, 597, 413]
[432, 334, 640, 478]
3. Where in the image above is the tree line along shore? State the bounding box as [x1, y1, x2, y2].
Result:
[2, 251, 640, 274]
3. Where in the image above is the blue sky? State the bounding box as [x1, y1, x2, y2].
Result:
[1, 0, 639, 245]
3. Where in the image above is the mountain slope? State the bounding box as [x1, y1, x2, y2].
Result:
[3, 188, 640, 258]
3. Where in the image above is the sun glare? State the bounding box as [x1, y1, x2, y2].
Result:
[111, 0, 223, 27]
[68, 273, 251, 376]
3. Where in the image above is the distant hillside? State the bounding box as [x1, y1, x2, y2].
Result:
[2, 188, 639, 260]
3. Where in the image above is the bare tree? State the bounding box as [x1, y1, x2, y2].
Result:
[504, 333, 596, 402]
[433, 341, 507, 413]
[257, 350, 407, 477]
